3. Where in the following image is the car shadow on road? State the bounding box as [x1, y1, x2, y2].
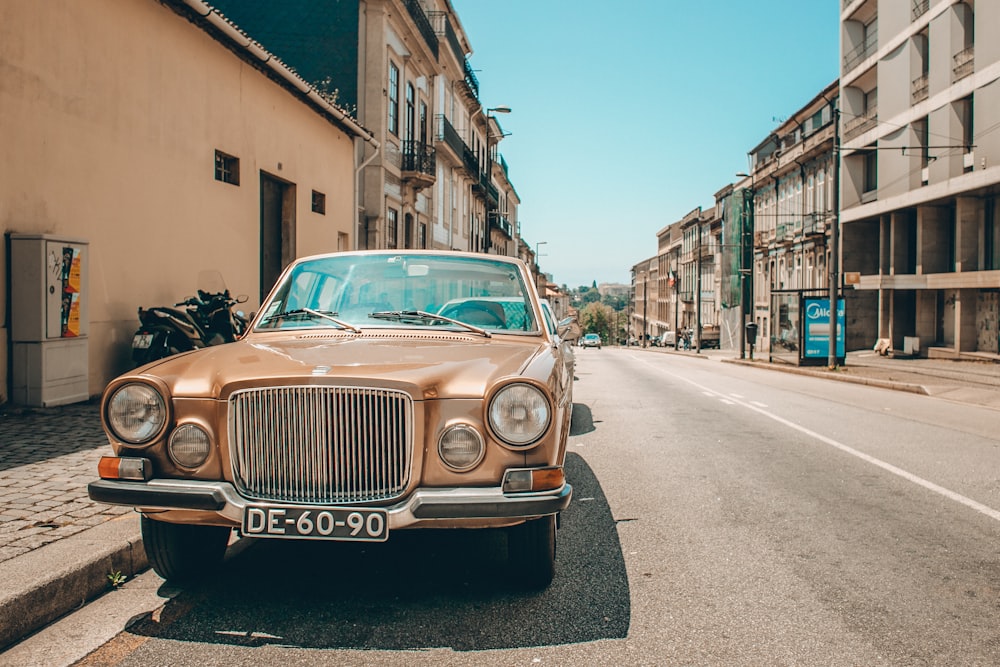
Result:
[126, 452, 630, 651]
[569, 403, 596, 436]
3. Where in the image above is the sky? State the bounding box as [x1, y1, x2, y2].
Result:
[450, 0, 840, 289]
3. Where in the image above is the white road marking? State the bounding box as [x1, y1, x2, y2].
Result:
[639, 356, 1000, 524]
[751, 401, 768, 408]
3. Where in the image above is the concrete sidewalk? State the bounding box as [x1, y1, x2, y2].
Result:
[0, 350, 998, 653]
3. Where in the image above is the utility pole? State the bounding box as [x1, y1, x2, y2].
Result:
[695, 218, 702, 353]
[829, 106, 841, 370]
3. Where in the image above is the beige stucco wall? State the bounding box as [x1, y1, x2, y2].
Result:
[0, 0, 358, 403]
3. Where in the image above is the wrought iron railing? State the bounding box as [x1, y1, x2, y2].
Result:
[403, 0, 438, 58]
[912, 0, 929, 20]
[435, 114, 469, 160]
[401, 141, 436, 176]
[953, 46, 974, 81]
[463, 59, 480, 100]
[490, 214, 513, 239]
[429, 12, 464, 66]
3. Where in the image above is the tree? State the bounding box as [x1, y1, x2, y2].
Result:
[579, 302, 615, 343]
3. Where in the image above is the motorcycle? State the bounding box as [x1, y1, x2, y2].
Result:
[131, 271, 250, 366]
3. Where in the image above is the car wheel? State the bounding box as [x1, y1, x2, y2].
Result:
[141, 515, 230, 583]
[507, 514, 556, 590]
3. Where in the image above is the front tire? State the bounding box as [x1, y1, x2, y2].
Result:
[507, 514, 556, 590]
[141, 515, 231, 583]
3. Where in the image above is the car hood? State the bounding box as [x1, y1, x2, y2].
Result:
[134, 331, 551, 400]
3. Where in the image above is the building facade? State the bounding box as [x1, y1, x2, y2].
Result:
[840, 0, 1000, 357]
[740, 80, 839, 354]
[209, 0, 521, 257]
[0, 0, 374, 403]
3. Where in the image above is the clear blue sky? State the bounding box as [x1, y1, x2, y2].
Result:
[451, 0, 839, 289]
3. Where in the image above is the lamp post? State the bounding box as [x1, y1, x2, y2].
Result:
[484, 106, 511, 254]
[736, 172, 756, 360]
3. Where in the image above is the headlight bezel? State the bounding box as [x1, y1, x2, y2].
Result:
[104, 381, 170, 446]
[437, 422, 486, 471]
[486, 381, 552, 449]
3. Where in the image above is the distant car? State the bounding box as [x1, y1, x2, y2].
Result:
[580, 333, 602, 349]
[88, 250, 573, 589]
[662, 331, 676, 347]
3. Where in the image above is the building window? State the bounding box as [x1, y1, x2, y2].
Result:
[863, 146, 878, 195]
[388, 63, 400, 136]
[405, 83, 415, 143]
[214, 150, 239, 185]
[387, 207, 399, 249]
[338, 232, 349, 252]
[418, 222, 427, 249]
[311, 190, 326, 215]
[960, 95, 974, 153]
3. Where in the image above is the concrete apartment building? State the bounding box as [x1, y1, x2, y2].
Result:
[0, 0, 375, 404]
[209, 0, 521, 257]
[840, 0, 1000, 358]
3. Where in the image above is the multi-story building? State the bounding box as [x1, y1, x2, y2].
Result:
[209, 0, 520, 256]
[630, 257, 657, 345]
[840, 0, 1000, 357]
[740, 80, 839, 354]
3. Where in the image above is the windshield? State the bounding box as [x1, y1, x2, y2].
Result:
[255, 253, 540, 334]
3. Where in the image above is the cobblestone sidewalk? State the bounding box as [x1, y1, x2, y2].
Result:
[0, 401, 130, 564]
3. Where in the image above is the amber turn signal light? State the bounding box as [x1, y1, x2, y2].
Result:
[503, 467, 565, 493]
[98, 456, 152, 481]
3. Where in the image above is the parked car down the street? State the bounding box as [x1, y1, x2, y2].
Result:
[88, 250, 574, 590]
[580, 333, 602, 349]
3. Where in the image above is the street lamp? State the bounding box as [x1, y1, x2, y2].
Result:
[736, 172, 756, 360]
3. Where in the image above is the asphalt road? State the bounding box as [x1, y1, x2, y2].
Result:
[13, 348, 1000, 666]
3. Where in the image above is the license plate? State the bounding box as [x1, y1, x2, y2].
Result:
[132, 333, 154, 349]
[242, 505, 388, 542]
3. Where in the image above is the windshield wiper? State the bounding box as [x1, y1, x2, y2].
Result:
[259, 308, 361, 333]
[368, 310, 491, 338]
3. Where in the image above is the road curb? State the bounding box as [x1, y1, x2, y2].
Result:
[720, 358, 930, 395]
[0, 514, 146, 651]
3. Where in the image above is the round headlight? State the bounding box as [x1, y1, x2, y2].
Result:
[488, 383, 550, 446]
[106, 383, 166, 444]
[438, 424, 485, 470]
[168, 424, 211, 469]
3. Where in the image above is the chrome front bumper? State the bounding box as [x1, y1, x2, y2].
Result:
[88, 478, 573, 529]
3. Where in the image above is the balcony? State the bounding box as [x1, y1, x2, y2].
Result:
[434, 114, 471, 167]
[803, 213, 828, 237]
[430, 12, 464, 67]
[912, 0, 929, 20]
[489, 213, 513, 239]
[843, 25, 878, 72]
[455, 59, 480, 108]
[843, 106, 877, 141]
[754, 230, 769, 248]
[911, 74, 928, 104]
[401, 140, 436, 190]
[478, 174, 500, 207]
[403, 0, 438, 58]
[953, 46, 974, 82]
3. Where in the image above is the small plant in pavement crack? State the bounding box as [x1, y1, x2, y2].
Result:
[107, 570, 127, 589]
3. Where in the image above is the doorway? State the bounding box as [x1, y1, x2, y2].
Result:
[260, 172, 296, 302]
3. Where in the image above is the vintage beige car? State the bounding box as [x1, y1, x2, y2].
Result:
[89, 251, 574, 588]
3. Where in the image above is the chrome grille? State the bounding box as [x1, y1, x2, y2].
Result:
[229, 386, 413, 504]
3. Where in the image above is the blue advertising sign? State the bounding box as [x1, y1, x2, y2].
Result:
[803, 298, 845, 359]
